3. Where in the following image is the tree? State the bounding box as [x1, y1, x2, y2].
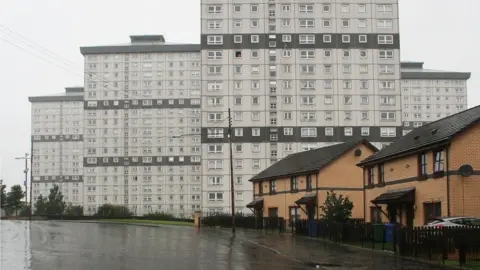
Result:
[320, 190, 354, 223]
[64, 204, 84, 216]
[95, 204, 132, 218]
[34, 194, 47, 215]
[45, 185, 66, 215]
[0, 184, 6, 209]
[34, 185, 66, 216]
[5, 185, 25, 215]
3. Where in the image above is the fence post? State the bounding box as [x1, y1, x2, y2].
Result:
[458, 230, 467, 266]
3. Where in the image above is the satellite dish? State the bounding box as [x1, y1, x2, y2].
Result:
[354, 149, 362, 157]
[458, 164, 474, 177]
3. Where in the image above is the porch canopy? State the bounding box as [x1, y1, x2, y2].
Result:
[246, 198, 264, 209]
[295, 193, 317, 205]
[371, 187, 415, 205]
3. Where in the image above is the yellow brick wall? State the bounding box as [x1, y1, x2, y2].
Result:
[364, 123, 480, 226]
[449, 123, 480, 217]
[256, 142, 375, 221]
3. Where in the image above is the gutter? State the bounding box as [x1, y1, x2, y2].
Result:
[446, 144, 451, 216]
[362, 168, 366, 221]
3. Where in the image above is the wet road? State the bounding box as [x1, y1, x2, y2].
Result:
[0, 221, 310, 270]
[0, 221, 455, 270]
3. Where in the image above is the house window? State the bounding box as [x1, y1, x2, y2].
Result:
[306, 175, 312, 191]
[291, 177, 298, 191]
[370, 206, 382, 223]
[424, 202, 441, 224]
[418, 153, 427, 176]
[367, 167, 374, 185]
[258, 181, 263, 195]
[270, 180, 276, 194]
[378, 164, 385, 184]
[433, 150, 445, 172]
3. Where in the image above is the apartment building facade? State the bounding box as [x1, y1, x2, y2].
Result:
[77, 36, 203, 216]
[200, 0, 402, 213]
[399, 62, 471, 135]
[29, 87, 85, 206]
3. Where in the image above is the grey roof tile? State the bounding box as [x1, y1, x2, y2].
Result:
[249, 139, 375, 182]
[359, 105, 480, 166]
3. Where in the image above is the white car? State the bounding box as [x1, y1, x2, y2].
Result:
[425, 217, 480, 228]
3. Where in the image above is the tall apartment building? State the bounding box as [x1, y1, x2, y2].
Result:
[77, 35, 203, 216]
[29, 87, 85, 205]
[200, 0, 402, 213]
[400, 62, 471, 134]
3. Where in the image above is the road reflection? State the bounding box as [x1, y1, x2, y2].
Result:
[0, 221, 310, 270]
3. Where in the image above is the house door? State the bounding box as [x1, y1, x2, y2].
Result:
[406, 204, 414, 229]
[306, 204, 315, 221]
[255, 209, 264, 229]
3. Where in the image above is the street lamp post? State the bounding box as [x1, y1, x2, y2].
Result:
[15, 153, 31, 220]
[228, 108, 236, 234]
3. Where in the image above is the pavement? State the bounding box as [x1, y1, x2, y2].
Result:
[225, 229, 457, 270]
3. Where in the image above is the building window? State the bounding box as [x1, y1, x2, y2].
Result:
[424, 202, 441, 224]
[367, 167, 374, 185]
[258, 181, 263, 195]
[378, 164, 385, 184]
[291, 176, 298, 191]
[270, 180, 276, 194]
[433, 150, 445, 172]
[418, 153, 428, 176]
[306, 175, 312, 191]
[370, 206, 382, 223]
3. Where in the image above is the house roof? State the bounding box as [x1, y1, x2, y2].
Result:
[249, 139, 376, 182]
[358, 105, 480, 166]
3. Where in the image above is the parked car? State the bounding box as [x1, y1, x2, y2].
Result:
[425, 217, 480, 227]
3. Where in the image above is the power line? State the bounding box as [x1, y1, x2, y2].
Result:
[0, 37, 85, 78]
[0, 26, 120, 89]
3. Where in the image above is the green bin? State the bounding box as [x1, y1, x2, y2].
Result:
[373, 224, 385, 242]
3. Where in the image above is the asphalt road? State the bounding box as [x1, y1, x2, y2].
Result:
[0, 221, 456, 270]
[0, 220, 311, 270]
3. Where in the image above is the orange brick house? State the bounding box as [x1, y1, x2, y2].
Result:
[358, 105, 480, 228]
[247, 140, 377, 224]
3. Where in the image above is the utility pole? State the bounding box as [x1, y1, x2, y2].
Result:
[228, 108, 236, 234]
[15, 153, 31, 220]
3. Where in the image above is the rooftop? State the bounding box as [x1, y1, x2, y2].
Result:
[80, 35, 200, 55]
[250, 139, 377, 182]
[358, 105, 480, 166]
[400, 61, 471, 80]
[28, 87, 84, 102]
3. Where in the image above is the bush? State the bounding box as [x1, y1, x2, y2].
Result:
[143, 212, 175, 220]
[95, 204, 132, 218]
[65, 204, 84, 216]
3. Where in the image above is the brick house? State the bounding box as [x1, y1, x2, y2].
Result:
[358, 105, 480, 228]
[248, 140, 377, 224]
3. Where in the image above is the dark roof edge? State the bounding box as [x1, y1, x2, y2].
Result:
[130, 35, 165, 43]
[65, 87, 84, 93]
[79, 44, 201, 55]
[400, 62, 424, 69]
[357, 115, 480, 167]
[401, 71, 471, 80]
[29, 95, 84, 102]
[250, 139, 377, 182]
[357, 139, 450, 167]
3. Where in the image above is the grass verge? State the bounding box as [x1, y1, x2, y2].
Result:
[443, 260, 480, 269]
[99, 219, 193, 226]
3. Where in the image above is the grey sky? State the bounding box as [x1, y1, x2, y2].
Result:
[0, 0, 478, 188]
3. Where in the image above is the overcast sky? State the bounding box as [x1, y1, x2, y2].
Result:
[0, 0, 478, 188]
